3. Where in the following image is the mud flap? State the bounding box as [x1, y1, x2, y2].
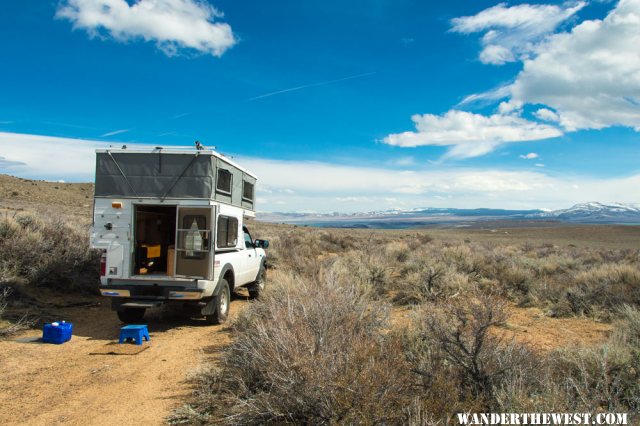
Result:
[201, 297, 217, 316]
[111, 298, 126, 311]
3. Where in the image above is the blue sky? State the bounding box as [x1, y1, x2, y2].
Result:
[0, 0, 639, 212]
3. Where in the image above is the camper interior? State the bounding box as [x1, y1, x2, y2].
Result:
[133, 205, 213, 279]
[134, 205, 176, 276]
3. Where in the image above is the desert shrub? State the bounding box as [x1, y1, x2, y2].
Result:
[441, 244, 483, 277]
[333, 250, 392, 298]
[318, 230, 356, 251]
[611, 304, 640, 346]
[385, 240, 410, 263]
[0, 287, 35, 337]
[0, 213, 99, 292]
[393, 264, 472, 305]
[177, 269, 412, 425]
[539, 306, 640, 416]
[552, 345, 640, 413]
[403, 294, 543, 419]
[555, 264, 640, 317]
[546, 263, 640, 319]
[176, 225, 640, 424]
[419, 295, 535, 406]
[0, 287, 7, 318]
[249, 223, 640, 316]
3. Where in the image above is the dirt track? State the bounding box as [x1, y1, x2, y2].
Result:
[0, 297, 248, 426]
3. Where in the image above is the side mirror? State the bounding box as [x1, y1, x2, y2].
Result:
[254, 239, 269, 249]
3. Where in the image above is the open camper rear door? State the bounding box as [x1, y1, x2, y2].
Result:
[175, 206, 216, 279]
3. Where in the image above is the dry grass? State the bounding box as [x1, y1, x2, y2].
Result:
[0, 174, 93, 219]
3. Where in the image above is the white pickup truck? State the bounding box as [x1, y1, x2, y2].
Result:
[89, 147, 269, 324]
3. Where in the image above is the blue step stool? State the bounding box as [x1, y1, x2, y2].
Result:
[119, 325, 150, 345]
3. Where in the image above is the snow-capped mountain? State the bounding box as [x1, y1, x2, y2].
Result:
[528, 202, 640, 221]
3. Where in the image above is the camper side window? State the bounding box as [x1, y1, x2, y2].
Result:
[217, 216, 238, 249]
[242, 180, 254, 202]
[216, 168, 232, 194]
[179, 215, 208, 260]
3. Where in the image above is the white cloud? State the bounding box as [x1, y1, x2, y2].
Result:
[0, 132, 108, 179]
[452, 1, 586, 65]
[240, 155, 640, 211]
[459, 84, 511, 106]
[510, 0, 640, 131]
[519, 152, 539, 159]
[56, 0, 236, 57]
[391, 0, 640, 160]
[2, 131, 640, 212]
[479, 44, 515, 65]
[388, 156, 416, 167]
[533, 108, 560, 122]
[535, 163, 545, 167]
[383, 110, 562, 159]
[336, 196, 373, 202]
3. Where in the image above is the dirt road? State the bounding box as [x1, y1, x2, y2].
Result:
[0, 297, 248, 426]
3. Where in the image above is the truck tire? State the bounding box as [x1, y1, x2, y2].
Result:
[248, 265, 266, 300]
[117, 308, 146, 323]
[205, 278, 230, 325]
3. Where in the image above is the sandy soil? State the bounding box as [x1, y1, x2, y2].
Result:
[500, 306, 613, 351]
[390, 305, 612, 352]
[0, 297, 248, 426]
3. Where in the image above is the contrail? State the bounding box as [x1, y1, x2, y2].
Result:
[246, 72, 377, 102]
[100, 129, 130, 137]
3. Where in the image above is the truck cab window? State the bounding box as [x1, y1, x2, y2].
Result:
[243, 228, 254, 249]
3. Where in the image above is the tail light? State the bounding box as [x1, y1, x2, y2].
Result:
[100, 251, 107, 276]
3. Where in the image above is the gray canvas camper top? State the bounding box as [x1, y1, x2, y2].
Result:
[94, 147, 257, 210]
[90, 147, 268, 325]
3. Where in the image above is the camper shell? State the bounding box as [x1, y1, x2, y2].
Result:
[90, 147, 268, 324]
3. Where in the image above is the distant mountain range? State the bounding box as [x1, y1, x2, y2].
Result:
[257, 202, 640, 228]
[526, 202, 640, 221]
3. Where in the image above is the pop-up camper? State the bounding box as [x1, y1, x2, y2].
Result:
[89, 146, 268, 324]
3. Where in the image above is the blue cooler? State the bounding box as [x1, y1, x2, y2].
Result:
[42, 321, 73, 344]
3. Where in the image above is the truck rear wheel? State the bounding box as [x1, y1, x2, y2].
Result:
[205, 278, 230, 325]
[248, 265, 266, 300]
[117, 307, 146, 323]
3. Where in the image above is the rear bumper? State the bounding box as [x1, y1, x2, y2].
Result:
[100, 283, 205, 301]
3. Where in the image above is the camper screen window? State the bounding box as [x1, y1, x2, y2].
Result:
[180, 215, 207, 259]
[242, 181, 254, 201]
[217, 216, 238, 248]
[216, 168, 232, 194]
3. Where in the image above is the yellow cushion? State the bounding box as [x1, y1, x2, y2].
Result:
[141, 244, 161, 258]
